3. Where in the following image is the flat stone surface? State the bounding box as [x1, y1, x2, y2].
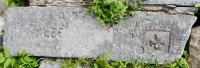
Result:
[29, 0, 198, 6]
[139, 6, 198, 15]
[188, 26, 200, 68]
[130, 0, 198, 6]
[39, 60, 61, 68]
[174, 7, 198, 15]
[3, 7, 197, 63]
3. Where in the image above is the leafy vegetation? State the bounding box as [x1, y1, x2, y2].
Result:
[61, 51, 190, 68]
[0, 46, 41, 68]
[61, 58, 79, 68]
[87, 0, 142, 26]
[3, 0, 28, 7]
[195, 1, 200, 10]
[164, 58, 189, 68]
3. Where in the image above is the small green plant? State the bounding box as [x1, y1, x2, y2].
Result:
[14, 50, 41, 68]
[110, 60, 128, 68]
[61, 58, 79, 68]
[92, 52, 112, 68]
[61, 52, 155, 68]
[3, 0, 28, 7]
[61, 50, 190, 68]
[0, 46, 41, 68]
[44, 0, 48, 4]
[0, 47, 15, 68]
[183, 45, 189, 59]
[196, 1, 200, 9]
[87, 0, 141, 26]
[164, 58, 189, 68]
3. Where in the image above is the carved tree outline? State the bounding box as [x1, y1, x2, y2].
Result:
[80, 33, 95, 49]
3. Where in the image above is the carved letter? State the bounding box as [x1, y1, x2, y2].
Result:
[51, 28, 57, 38]
[59, 12, 64, 19]
[44, 28, 50, 37]
[58, 28, 63, 38]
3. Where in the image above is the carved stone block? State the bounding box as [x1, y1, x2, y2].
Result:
[3, 7, 197, 63]
[29, 0, 198, 6]
[129, 0, 198, 6]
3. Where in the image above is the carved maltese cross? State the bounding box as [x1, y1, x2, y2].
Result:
[149, 34, 165, 50]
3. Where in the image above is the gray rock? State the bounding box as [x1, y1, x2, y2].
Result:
[174, 7, 198, 15]
[188, 26, 200, 68]
[130, 0, 199, 6]
[29, 0, 199, 6]
[3, 7, 197, 63]
[39, 60, 61, 68]
[139, 6, 198, 15]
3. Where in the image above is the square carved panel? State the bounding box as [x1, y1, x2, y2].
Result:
[145, 31, 170, 52]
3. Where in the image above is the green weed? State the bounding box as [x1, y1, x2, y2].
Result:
[61, 50, 190, 68]
[0, 46, 41, 68]
[61, 58, 79, 68]
[164, 58, 189, 68]
[3, 0, 28, 7]
[87, 0, 141, 26]
[195, 1, 200, 10]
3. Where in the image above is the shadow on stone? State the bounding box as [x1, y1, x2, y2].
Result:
[193, 10, 200, 27]
[0, 36, 3, 45]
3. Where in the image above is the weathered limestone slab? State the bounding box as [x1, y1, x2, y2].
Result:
[139, 6, 198, 15]
[29, 0, 198, 6]
[130, 0, 198, 6]
[188, 26, 200, 68]
[174, 7, 198, 15]
[3, 7, 197, 63]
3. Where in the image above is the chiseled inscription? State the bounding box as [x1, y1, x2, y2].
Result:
[128, 21, 136, 40]
[32, 23, 67, 38]
[31, 11, 69, 38]
[145, 31, 170, 52]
